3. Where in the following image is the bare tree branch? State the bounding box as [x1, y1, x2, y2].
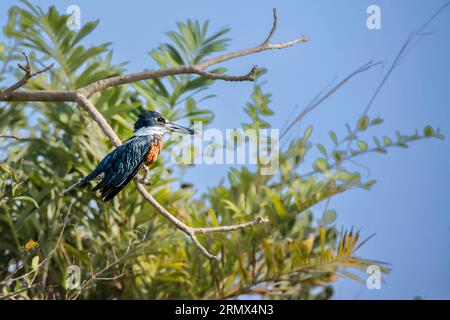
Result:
[0, 52, 54, 99]
[136, 182, 269, 259]
[68, 239, 133, 299]
[0, 90, 77, 102]
[196, 35, 307, 70]
[0, 134, 37, 142]
[191, 216, 269, 234]
[76, 94, 122, 147]
[263, 8, 278, 45]
[191, 65, 258, 82]
[280, 60, 382, 139]
[0, 9, 307, 102]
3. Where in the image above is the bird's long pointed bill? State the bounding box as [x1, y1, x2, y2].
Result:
[167, 122, 194, 134]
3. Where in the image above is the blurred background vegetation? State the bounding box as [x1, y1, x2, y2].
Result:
[0, 1, 442, 299]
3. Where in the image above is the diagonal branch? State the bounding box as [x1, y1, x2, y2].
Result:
[0, 52, 54, 99]
[76, 94, 122, 146]
[0, 134, 37, 142]
[280, 60, 382, 139]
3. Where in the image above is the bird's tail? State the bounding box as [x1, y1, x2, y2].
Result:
[63, 180, 87, 194]
[63, 167, 104, 195]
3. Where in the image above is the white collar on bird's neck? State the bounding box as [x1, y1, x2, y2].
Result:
[133, 126, 166, 137]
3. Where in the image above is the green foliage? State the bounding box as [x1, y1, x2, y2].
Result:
[0, 1, 440, 300]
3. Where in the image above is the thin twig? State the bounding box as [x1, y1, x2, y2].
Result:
[263, 8, 278, 45]
[280, 61, 382, 139]
[191, 65, 258, 82]
[0, 52, 54, 99]
[191, 217, 269, 234]
[0, 135, 37, 142]
[69, 239, 134, 299]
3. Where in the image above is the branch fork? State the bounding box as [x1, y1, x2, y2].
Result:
[0, 9, 307, 259]
[0, 52, 54, 99]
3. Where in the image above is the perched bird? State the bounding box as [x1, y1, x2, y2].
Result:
[63, 110, 194, 201]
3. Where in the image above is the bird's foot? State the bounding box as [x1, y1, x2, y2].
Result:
[142, 179, 153, 186]
[137, 175, 153, 186]
[137, 165, 153, 186]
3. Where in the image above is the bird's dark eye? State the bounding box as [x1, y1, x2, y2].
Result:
[157, 117, 164, 123]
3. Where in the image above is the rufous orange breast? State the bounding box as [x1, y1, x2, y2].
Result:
[145, 138, 163, 165]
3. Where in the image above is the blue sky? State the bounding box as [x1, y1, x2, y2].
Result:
[1, 0, 449, 299]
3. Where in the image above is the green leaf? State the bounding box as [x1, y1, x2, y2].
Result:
[357, 116, 369, 131]
[301, 236, 314, 257]
[313, 158, 329, 172]
[304, 126, 313, 140]
[13, 196, 39, 208]
[316, 143, 327, 158]
[370, 117, 383, 125]
[222, 199, 242, 215]
[71, 20, 100, 46]
[333, 151, 345, 163]
[207, 208, 218, 227]
[357, 140, 368, 152]
[337, 170, 352, 182]
[337, 170, 360, 184]
[329, 131, 338, 145]
[362, 180, 377, 190]
[383, 136, 392, 146]
[423, 125, 435, 137]
[264, 188, 287, 217]
[31, 255, 40, 270]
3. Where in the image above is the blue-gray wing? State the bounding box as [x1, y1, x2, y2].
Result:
[91, 135, 152, 201]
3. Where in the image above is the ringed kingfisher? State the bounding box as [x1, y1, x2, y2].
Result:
[63, 110, 194, 201]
